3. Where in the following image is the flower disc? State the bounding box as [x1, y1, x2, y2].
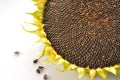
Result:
[43, 0, 120, 69]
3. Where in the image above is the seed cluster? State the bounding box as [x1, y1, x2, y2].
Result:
[43, 0, 120, 69]
[34, 62, 48, 80]
[36, 66, 44, 74]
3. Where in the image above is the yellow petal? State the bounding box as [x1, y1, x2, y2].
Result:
[114, 65, 120, 68]
[69, 64, 77, 70]
[24, 22, 35, 25]
[38, 51, 45, 60]
[32, 0, 39, 2]
[116, 66, 120, 76]
[57, 59, 65, 64]
[33, 0, 47, 4]
[63, 62, 70, 70]
[54, 55, 62, 61]
[35, 3, 45, 10]
[104, 67, 116, 75]
[89, 69, 96, 79]
[77, 68, 85, 79]
[34, 19, 45, 28]
[97, 68, 107, 79]
[39, 31, 46, 38]
[37, 38, 51, 45]
[44, 56, 54, 64]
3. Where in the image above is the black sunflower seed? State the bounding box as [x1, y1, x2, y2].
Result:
[36, 68, 41, 74]
[43, 74, 48, 80]
[38, 66, 44, 69]
[33, 59, 38, 64]
[14, 51, 20, 55]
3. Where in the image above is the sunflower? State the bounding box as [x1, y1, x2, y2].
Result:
[26, 0, 120, 79]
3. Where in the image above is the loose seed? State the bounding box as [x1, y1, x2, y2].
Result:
[14, 51, 20, 55]
[43, 74, 48, 80]
[36, 68, 41, 74]
[38, 66, 44, 69]
[33, 59, 38, 64]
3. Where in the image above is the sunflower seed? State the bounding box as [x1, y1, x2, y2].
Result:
[14, 51, 20, 55]
[33, 59, 38, 64]
[38, 66, 44, 69]
[43, 74, 48, 80]
[36, 68, 41, 74]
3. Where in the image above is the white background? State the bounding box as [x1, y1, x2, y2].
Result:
[0, 0, 119, 80]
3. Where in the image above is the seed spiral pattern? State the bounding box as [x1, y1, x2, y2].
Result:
[43, 0, 120, 69]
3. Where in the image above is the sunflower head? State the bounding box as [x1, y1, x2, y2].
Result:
[28, 0, 120, 79]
